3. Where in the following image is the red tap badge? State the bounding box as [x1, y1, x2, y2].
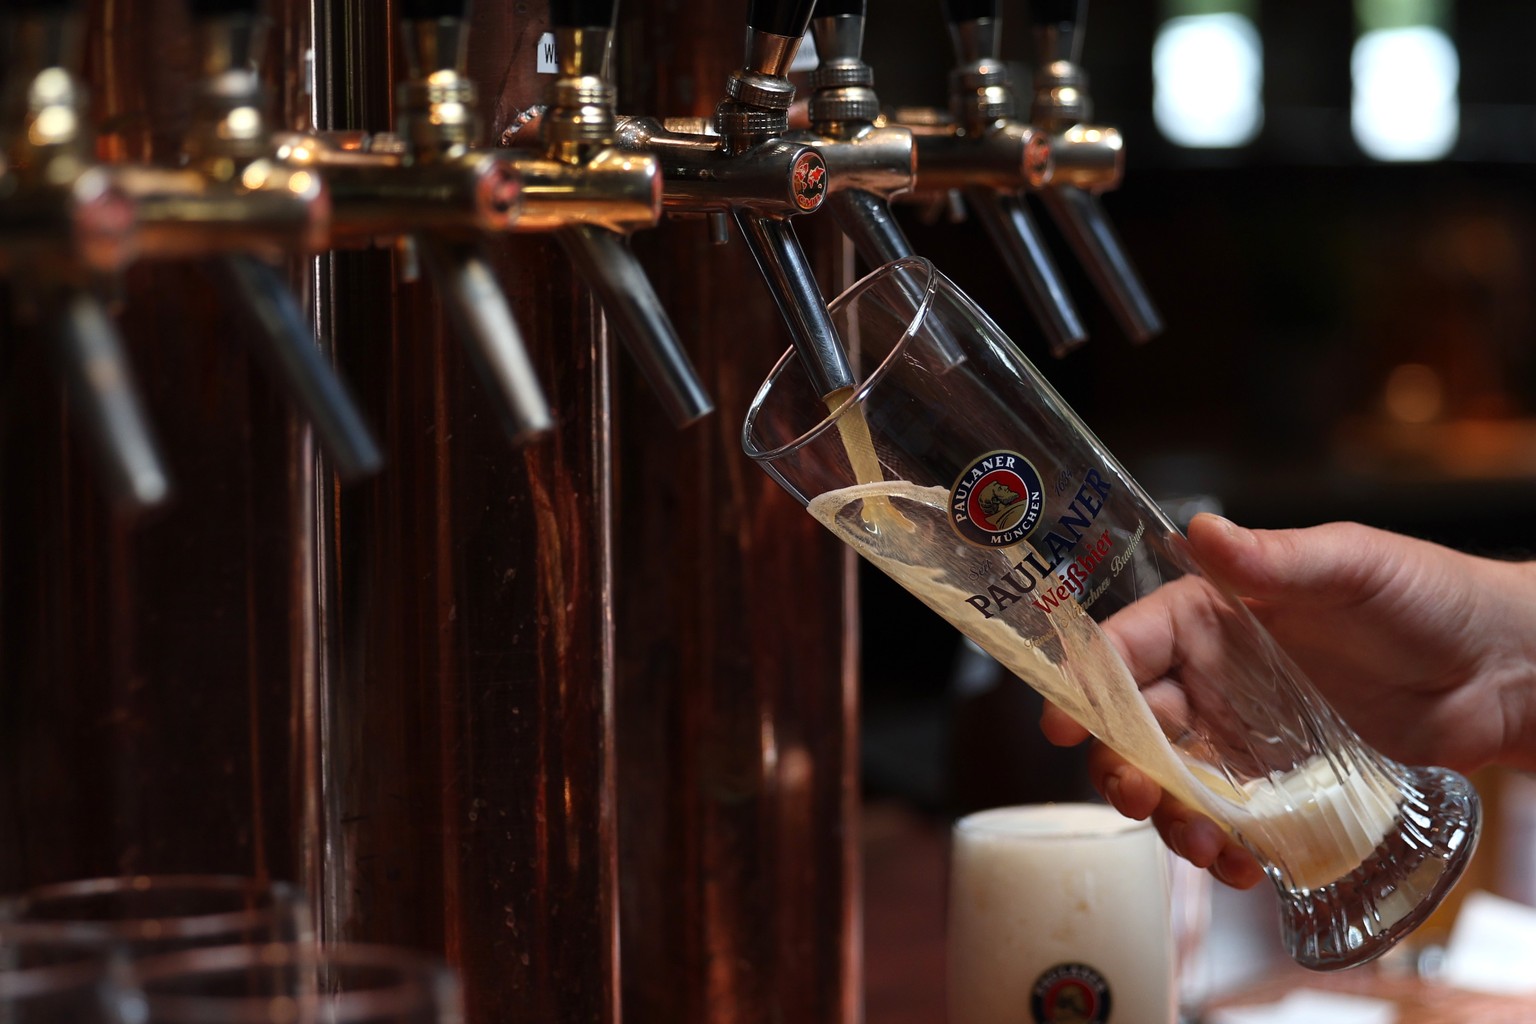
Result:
[791, 152, 827, 211]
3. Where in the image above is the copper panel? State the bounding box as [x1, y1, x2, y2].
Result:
[614, 5, 861, 1023]
[311, 4, 617, 1023]
[0, 0, 311, 889]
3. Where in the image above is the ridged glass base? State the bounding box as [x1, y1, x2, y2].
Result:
[1278, 766, 1481, 971]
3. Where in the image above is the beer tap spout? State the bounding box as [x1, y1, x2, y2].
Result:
[736, 213, 854, 399]
[215, 254, 384, 480]
[418, 238, 553, 444]
[803, 0, 917, 267]
[1029, 0, 1163, 343]
[52, 291, 173, 511]
[557, 226, 712, 427]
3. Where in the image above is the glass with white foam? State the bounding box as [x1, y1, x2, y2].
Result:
[949, 804, 1174, 1024]
[742, 256, 1481, 969]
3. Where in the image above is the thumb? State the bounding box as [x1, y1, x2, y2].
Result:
[1186, 514, 1387, 604]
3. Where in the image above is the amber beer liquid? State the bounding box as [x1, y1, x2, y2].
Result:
[948, 805, 1176, 1024]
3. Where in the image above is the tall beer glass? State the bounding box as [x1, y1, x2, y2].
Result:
[949, 804, 1174, 1024]
[742, 257, 1480, 969]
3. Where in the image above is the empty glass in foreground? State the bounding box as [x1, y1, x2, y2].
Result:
[743, 256, 1480, 970]
[0, 876, 311, 957]
[129, 942, 464, 1024]
[0, 942, 135, 1024]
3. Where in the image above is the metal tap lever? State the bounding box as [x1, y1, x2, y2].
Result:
[934, 0, 1086, 356]
[1028, 0, 1162, 342]
[2, 0, 172, 514]
[542, 0, 713, 427]
[215, 255, 384, 480]
[395, 0, 556, 442]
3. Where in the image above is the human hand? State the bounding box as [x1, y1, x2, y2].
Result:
[1041, 513, 1536, 886]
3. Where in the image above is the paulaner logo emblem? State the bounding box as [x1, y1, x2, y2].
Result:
[791, 152, 827, 211]
[949, 450, 1044, 548]
[1030, 963, 1112, 1024]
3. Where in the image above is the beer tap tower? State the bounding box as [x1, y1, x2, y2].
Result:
[0, 0, 169, 513]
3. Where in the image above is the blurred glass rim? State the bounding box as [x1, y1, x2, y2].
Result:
[741, 255, 940, 464]
[128, 942, 464, 1024]
[0, 875, 306, 943]
[0, 955, 121, 1002]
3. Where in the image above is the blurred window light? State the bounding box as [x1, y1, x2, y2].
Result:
[1351, 0, 1458, 161]
[1153, 12, 1264, 149]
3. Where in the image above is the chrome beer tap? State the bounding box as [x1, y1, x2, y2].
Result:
[1028, 0, 1162, 342]
[785, 0, 917, 269]
[278, 0, 554, 444]
[110, 0, 384, 480]
[504, 0, 712, 427]
[616, 0, 855, 400]
[285, 0, 712, 434]
[0, 0, 171, 513]
[392, 0, 557, 442]
[893, 0, 1086, 356]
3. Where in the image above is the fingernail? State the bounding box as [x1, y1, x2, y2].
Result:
[1102, 773, 1122, 808]
[1166, 820, 1187, 856]
[1212, 515, 1255, 544]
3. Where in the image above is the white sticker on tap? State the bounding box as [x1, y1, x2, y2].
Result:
[537, 32, 558, 73]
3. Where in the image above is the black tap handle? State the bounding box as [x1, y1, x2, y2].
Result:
[3, 0, 76, 11]
[748, 0, 817, 38]
[941, 0, 997, 23]
[1028, 0, 1082, 28]
[399, 0, 470, 19]
[187, 0, 263, 15]
[815, 0, 865, 16]
[548, 0, 616, 29]
[1030, 0, 1084, 64]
